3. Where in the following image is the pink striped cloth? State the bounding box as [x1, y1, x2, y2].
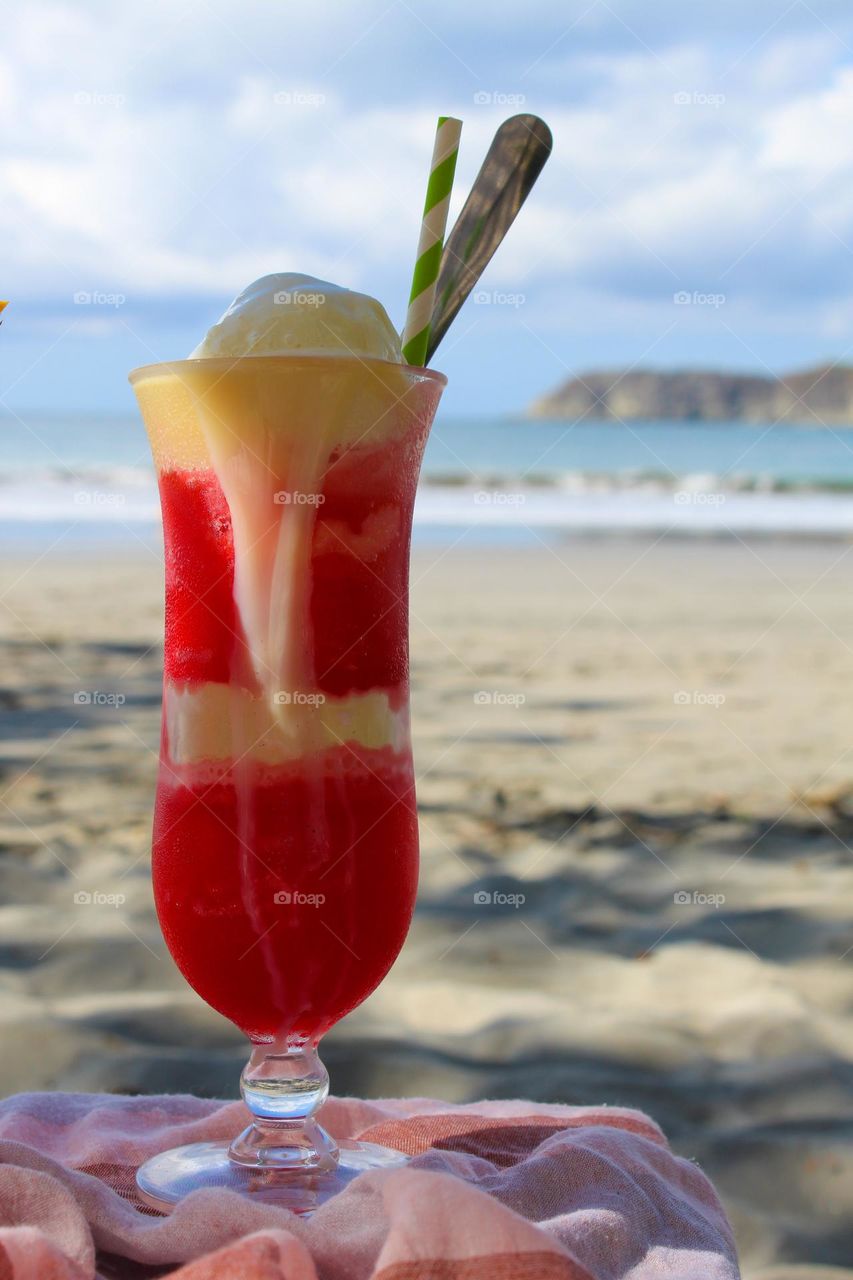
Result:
[0, 1091, 739, 1279]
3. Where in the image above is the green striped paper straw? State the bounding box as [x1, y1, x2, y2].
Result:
[401, 115, 462, 367]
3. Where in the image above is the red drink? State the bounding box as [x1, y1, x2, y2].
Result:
[154, 746, 418, 1041]
[132, 354, 444, 1209]
[153, 444, 423, 1042]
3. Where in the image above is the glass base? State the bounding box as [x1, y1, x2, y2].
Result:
[136, 1138, 409, 1214]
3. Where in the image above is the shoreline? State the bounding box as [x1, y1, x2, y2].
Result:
[5, 518, 853, 554]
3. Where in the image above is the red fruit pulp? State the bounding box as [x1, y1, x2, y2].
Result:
[152, 423, 426, 1043]
[153, 753, 418, 1042]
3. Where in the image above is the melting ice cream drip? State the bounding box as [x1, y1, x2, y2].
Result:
[191, 403, 333, 1032]
[207, 435, 326, 709]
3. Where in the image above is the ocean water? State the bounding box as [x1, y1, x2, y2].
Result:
[4, 411, 853, 544]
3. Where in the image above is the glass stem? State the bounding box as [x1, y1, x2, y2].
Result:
[228, 1039, 339, 1171]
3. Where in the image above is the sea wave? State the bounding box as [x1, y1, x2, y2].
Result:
[5, 465, 853, 535]
[0, 467, 160, 521]
[420, 467, 853, 495]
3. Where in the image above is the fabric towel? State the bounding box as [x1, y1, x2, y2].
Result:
[0, 1091, 739, 1278]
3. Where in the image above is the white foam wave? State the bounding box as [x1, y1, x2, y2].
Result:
[4, 466, 853, 535]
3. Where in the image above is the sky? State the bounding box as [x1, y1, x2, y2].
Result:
[5, 0, 853, 417]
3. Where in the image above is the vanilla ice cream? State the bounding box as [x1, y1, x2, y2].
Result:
[190, 273, 402, 363]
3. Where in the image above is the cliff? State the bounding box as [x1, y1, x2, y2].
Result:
[527, 364, 853, 424]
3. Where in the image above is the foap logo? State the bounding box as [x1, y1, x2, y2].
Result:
[473, 889, 526, 908]
[73, 290, 126, 308]
[274, 690, 326, 707]
[474, 490, 526, 506]
[673, 91, 725, 107]
[73, 90, 126, 107]
[473, 690, 526, 707]
[73, 890, 126, 907]
[273, 90, 326, 107]
[74, 490, 126, 507]
[273, 890, 326, 906]
[674, 890, 726, 909]
[473, 91, 526, 107]
[673, 690, 726, 708]
[674, 491, 726, 506]
[73, 690, 126, 707]
[274, 490, 325, 506]
[673, 290, 726, 308]
[472, 290, 526, 308]
[273, 289, 326, 307]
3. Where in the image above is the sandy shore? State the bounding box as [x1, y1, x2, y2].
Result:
[1, 535, 853, 1277]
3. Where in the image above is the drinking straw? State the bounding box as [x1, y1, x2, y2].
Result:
[401, 116, 462, 367]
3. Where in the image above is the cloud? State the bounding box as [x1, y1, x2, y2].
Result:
[4, 0, 853, 370]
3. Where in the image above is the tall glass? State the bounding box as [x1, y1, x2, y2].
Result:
[131, 355, 445, 1211]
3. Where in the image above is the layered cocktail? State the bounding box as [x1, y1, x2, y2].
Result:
[132, 276, 444, 1209]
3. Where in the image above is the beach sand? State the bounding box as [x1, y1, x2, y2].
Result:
[1, 535, 853, 1277]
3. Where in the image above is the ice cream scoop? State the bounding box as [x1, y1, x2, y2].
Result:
[191, 273, 402, 363]
[176, 273, 421, 707]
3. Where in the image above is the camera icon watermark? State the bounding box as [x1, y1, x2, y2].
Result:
[73, 889, 126, 907]
[673, 491, 726, 506]
[273, 90, 326, 108]
[673, 690, 726, 708]
[473, 91, 526, 107]
[674, 889, 725, 908]
[273, 690, 326, 707]
[472, 290, 526, 308]
[273, 290, 326, 307]
[673, 290, 726, 308]
[74, 490, 126, 507]
[273, 889, 326, 906]
[473, 690, 526, 707]
[473, 889, 526, 908]
[673, 91, 725, 107]
[73, 90, 126, 107]
[473, 491, 526, 506]
[273, 490, 325, 506]
[73, 291, 126, 308]
[73, 690, 126, 707]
